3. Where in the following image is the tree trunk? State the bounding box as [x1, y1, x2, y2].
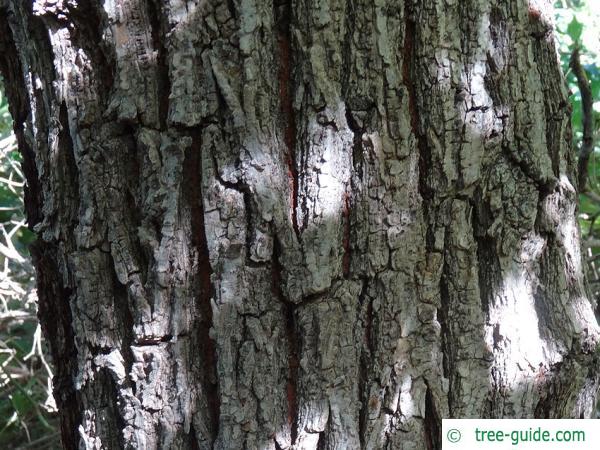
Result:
[1, 0, 599, 449]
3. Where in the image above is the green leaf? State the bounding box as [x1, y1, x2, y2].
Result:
[567, 16, 584, 43]
[10, 391, 33, 418]
[590, 71, 600, 98]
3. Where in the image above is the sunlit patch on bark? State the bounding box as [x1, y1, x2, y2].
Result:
[486, 271, 549, 379]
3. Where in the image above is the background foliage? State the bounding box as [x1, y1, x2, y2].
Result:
[0, 1, 597, 448]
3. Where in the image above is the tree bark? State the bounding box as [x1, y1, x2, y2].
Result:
[1, 0, 599, 449]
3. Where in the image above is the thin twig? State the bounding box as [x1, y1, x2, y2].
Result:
[584, 239, 600, 248]
[571, 46, 595, 192]
[16, 432, 60, 449]
[582, 190, 600, 204]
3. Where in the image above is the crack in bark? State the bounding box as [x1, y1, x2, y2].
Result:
[56, 100, 81, 238]
[357, 278, 372, 448]
[423, 382, 442, 450]
[284, 304, 300, 444]
[66, 0, 115, 102]
[500, 142, 556, 194]
[110, 265, 137, 401]
[145, 0, 170, 130]
[345, 108, 364, 178]
[472, 192, 502, 322]
[402, 2, 437, 255]
[275, 0, 299, 240]
[272, 236, 299, 444]
[206, 152, 263, 268]
[438, 258, 452, 412]
[341, 0, 356, 101]
[185, 130, 220, 443]
[344, 108, 365, 280]
[401, 7, 416, 129]
[31, 243, 81, 450]
[316, 401, 332, 450]
[94, 368, 127, 449]
[342, 190, 351, 278]
[402, 7, 454, 432]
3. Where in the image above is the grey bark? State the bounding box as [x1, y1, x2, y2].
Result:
[0, 0, 599, 449]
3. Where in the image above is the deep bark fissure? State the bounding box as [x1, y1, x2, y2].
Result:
[356, 277, 371, 449]
[145, 0, 170, 130]
[472, 190, 502, 318]
[111, 266, 137, 398]
[344, 108, 364, 280]
[402, 3, 436, 252]
[403, 3, 446, 432]
[500, 141, 556, 194]
[95, 368, 128, 449]
[285, 302, 300, 444]
[31, 244, 81, 450]
[424, 384, 442, 450]
[438, 259, 453, 412]
[184, 131, 220, 442]
[275, 0, 299, 240]
[342, 191, 351, 278]
[57, 102, 80, 231]
[66, 0, 115, 100]
[272, 236, 299, 444]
